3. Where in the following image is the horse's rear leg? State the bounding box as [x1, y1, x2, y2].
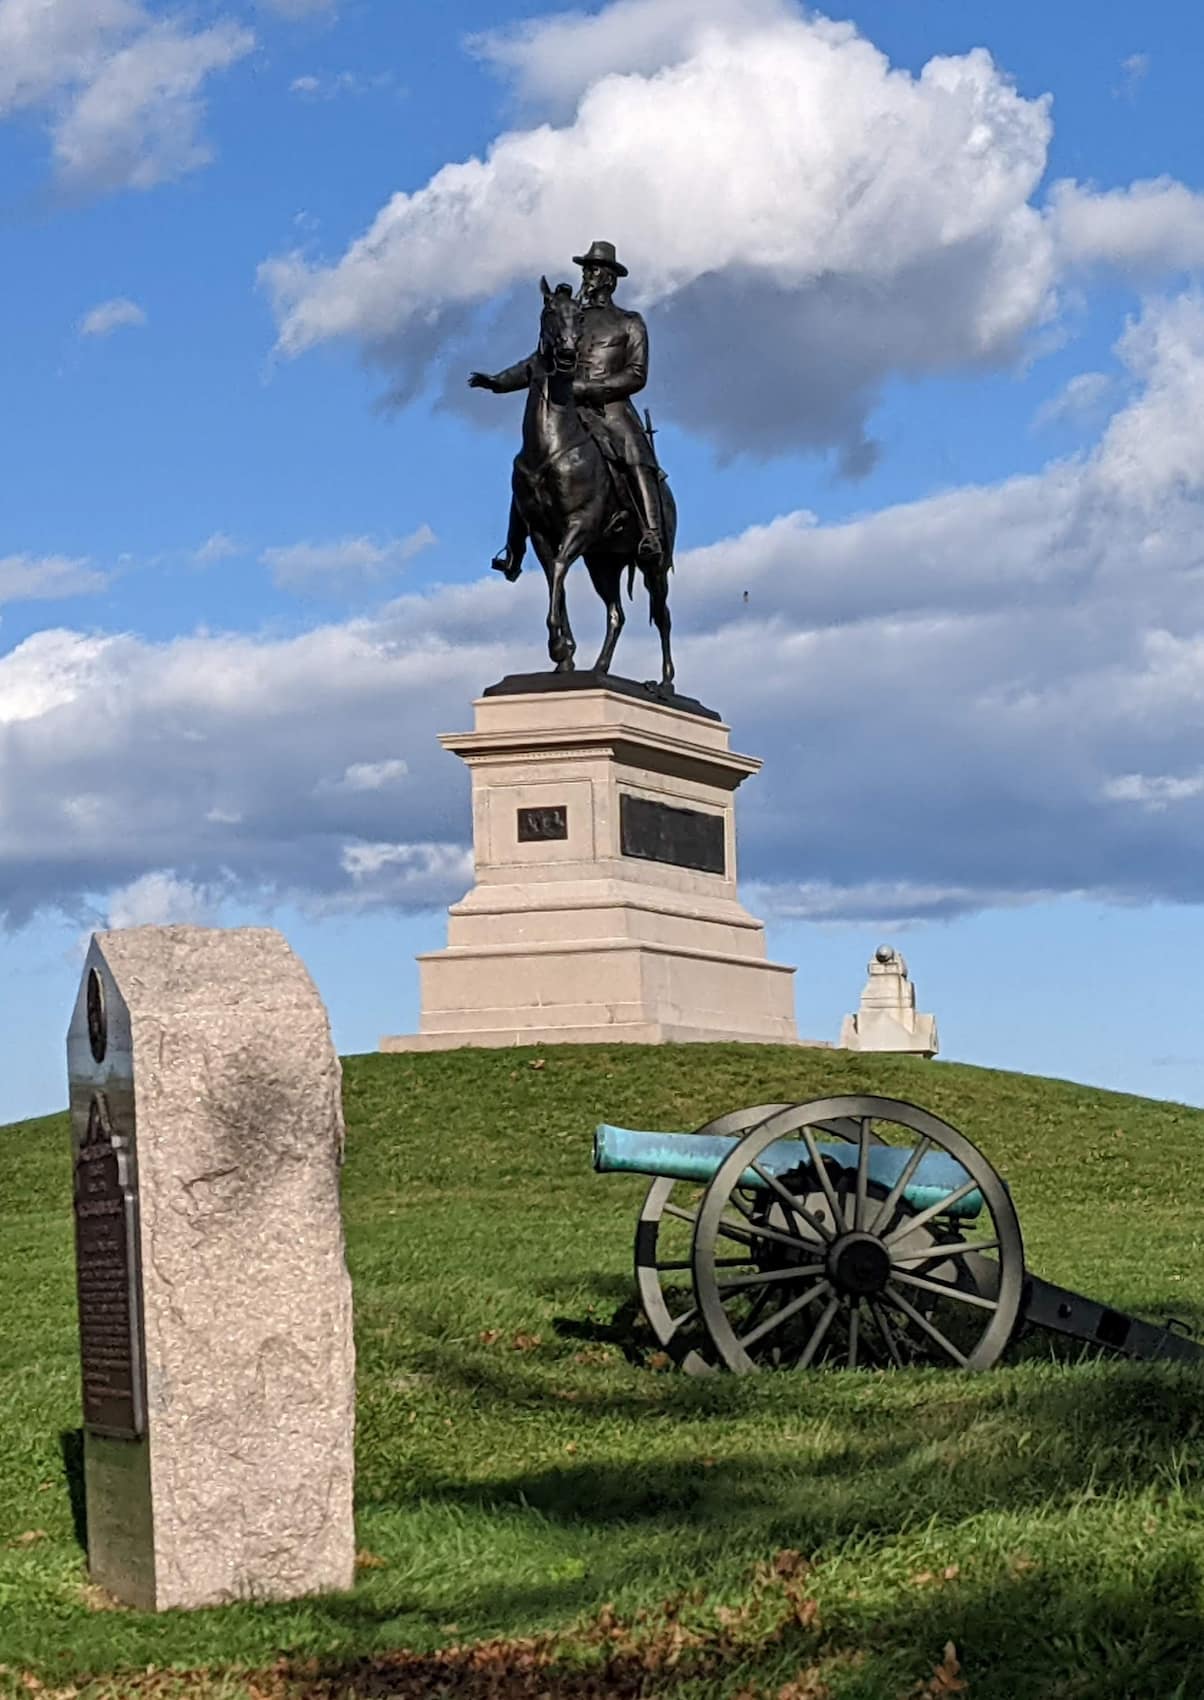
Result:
[647, 570, 675, 690]
[585, 555, 625, 674]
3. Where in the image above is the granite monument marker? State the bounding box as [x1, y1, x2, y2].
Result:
[68, 926, 356, 1611]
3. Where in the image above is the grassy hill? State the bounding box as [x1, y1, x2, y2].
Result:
[2, 1044, 1204, 1699]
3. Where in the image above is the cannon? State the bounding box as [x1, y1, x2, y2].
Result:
[594, 1096, 1204, 1374]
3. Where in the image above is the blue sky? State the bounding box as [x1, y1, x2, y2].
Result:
[4, 0, 1204, 1124]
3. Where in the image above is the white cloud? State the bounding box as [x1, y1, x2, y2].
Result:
[289, 70, 391, 100]
[258, 0, 336, 16]
[0, 0, 253, 194]
[0, 554, 106, 603]
[261, 526, 436, 592]
[7, 293, 1204, 929]
[1102, 772, 1204, 811]
[262, 1, 1059, 468]
[1050, 176, 1204, 278]
[78, 296, 147, 337]
[1032, 370, 1113, 431]
[107, 870, 218, 928]
[336, 841, 474, 909]
[747, 878, 1059, 926]
[194, 531, 241, 564]
[334, 759, 409, 792]
[469, 0, 790, 114]
[1115, 53, 1150, 100]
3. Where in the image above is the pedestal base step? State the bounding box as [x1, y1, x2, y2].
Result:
[381, 1025, 833, 1052]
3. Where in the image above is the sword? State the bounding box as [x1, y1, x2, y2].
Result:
[633, 408, 671, 596]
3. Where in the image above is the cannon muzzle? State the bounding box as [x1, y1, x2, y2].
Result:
[594, 1123, 983, 1218]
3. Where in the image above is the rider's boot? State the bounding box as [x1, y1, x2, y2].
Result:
[491, 547, 523, 582]
[632, 465, 666, 568]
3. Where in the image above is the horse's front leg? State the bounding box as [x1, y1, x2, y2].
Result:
[530, 530, 577, 672]
[547, 550, 577, 671]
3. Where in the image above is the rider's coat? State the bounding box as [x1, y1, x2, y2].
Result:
[492, 301, 658, 470]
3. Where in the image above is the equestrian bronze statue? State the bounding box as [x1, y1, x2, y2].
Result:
[469, 240, 676, 688]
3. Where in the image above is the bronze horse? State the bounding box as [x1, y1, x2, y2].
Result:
[485, 280, 676, 686]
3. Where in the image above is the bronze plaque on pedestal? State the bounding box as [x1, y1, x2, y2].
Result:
[620, 794, 726, 876]
[74, 1093, 145, 1440]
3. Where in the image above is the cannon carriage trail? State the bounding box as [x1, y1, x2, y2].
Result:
[3, 1043, 1204, 1699]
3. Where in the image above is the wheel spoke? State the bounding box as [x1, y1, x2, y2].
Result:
[846, 1301, 861, 1369]
[882, 1179, 980, 1247]
[715, 1216, 758, 1250]
[727, 1206, 824, 1256]
[663, 1203, 698, 1226]
[742, 1283, 775, 1337]
[656, 1256, 753, 1271]
[866, 1136, 931, 1235]
[799, 1128, 849, 1232]
[750, 1161, 834, 1244]
[854, 1117, 872, 1232]
[892, 1238, 1000, 1266]
[797, 1295, 842, 1368]
[740, 1278, 830, 1350]
[718, 1263, 826, 1293]
[891, 1268, 998, 1313]
[883, 1283, 969, 1367]
[868, 1298, 905, 1367]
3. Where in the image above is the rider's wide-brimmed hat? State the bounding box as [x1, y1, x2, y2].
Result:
[572, 239, 628, 278]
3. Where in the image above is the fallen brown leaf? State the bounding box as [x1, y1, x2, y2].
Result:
[355, 1550, 386, 1570]
[478, 1329, 501, 1345]
[910, 1640, 968, 1698]
[512, 1332, 542, 1351]
[529, 1058, 547, 1071]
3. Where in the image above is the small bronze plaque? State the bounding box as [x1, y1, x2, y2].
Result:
[87, 968, 107, 1064]
[517, 805, 568, 843]
[620, 794, 726, 876]
[74, 1093, 144, 1440]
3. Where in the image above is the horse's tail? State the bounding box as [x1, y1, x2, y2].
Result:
[647, 557, 672, 625]
[627, 561, 636, 599]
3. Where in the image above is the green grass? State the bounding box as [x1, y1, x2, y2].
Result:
[3, 1044, 1204, 1698]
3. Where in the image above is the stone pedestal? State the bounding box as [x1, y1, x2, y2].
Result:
[382, 673, 798, 1049]
[66, 926, 356, 1612]
[839, 945, 938, 1057]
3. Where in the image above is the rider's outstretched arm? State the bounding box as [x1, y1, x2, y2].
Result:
[490, 352, 538, 393]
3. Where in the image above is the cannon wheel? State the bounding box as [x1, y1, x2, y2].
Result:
[692, 1095, 1025, 1374]
[635, 1104, 881, 1375]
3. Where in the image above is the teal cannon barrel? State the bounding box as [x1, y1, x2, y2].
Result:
[594, 1124, 983, 1219]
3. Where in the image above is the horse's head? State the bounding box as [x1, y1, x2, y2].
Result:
[539, 276, 582, 375]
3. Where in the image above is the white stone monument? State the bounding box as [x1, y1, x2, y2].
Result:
[382, 675, 799, 1049]
[67, 926, 356, 1611]
[839, 945, 938, 1057]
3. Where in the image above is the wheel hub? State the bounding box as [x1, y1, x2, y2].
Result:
[827, 1231, 892, 1297]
